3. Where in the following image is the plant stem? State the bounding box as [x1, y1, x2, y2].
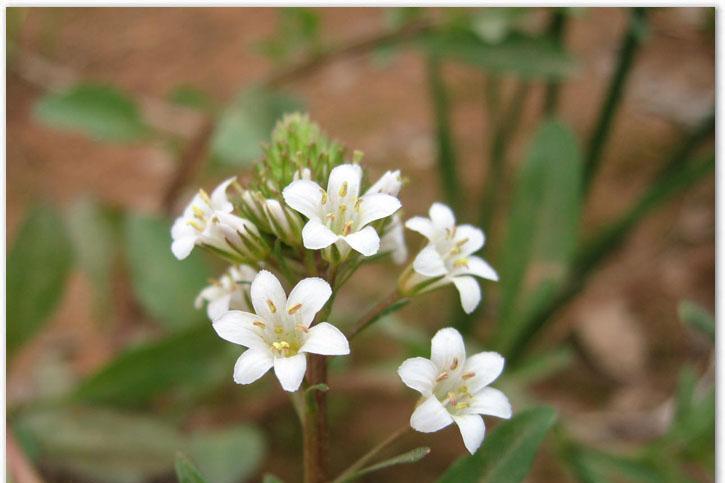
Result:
[543, 8, 569, 116]
[583, 7, 647, 194]
[332, 425, 410, 483]
[346, 290, 402, 339]
[304, 356, 329, 483]
[426, 53, 461, 211]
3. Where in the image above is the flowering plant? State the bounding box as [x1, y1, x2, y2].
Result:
[172, 114, 508, 481]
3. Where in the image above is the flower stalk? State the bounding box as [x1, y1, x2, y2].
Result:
[332, 425, 411, 483]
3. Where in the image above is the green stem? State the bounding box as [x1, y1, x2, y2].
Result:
[346, 290, 402, 340]
[543, 8, 569, 116]
[583, 7, 647, 194]
[426, 53, 461, 211]
[332, 425, 410, 483]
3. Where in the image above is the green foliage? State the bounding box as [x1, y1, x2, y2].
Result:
[8, 205, 73, 356]
[34, 84, 149, 142]
[168, 86, 215, 112]
[175, 454, 209, 483]
[493, 120, 582, 355]
[352, 447, 431, 480]
[73, 324, 227, 407]
[211, 88, 304, 167]
[678, 300, 715, 342]
[419, 31, 576, 80]
[188, 426, 266, 483]
[124, 213, 210, 330]
[437, 406, 557, 483]
[565, 446, 661, 483]
[256, 8, 321, 63]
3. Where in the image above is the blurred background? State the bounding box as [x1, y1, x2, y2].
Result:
[6, 7, 715, 483]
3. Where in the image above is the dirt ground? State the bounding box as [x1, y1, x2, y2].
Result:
[6, 7, 715, 482]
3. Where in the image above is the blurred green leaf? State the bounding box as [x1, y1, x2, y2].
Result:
[493, 120, 582, 355]
[168, 86, 215, 112]
[262, 475, 285, 483]
[566, 446, 662, 483]
[211, 88, 304, 167]
[73, 324, 226, 407]
[678, 300, 715, 342]
[437, 406, 557, 483]
[8, 205, 73, 356]
[353, 447, 431, 479]
[14, 406, 180, 483]
[418, 31, 576, 80]
[66, 197, 119, 320]
[175, 453, 210, 483]
[507, 346, 574, 385]
[124, 213, 210, 329]
[188, 426, 265, 483]
[34, 84, 148, 142]
[256, 8, 321, 63]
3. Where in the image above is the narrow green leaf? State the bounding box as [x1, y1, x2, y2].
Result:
[73, 324, 225, 407]
[494, 120, 582, 355]
[8, 205, 73, 356]
[566, 446, 662, 483]
[34, 84, 148, 142]
[352, 447, 431, 479]
[437, 406, 557, 483]
[211, 88, 303, 167]
[188, 426, 265, 483]
[678, 300, 715, 342]
[175, 453, 209, 483]
[124, 213, 210, 330]
[419, 31, 576, 80]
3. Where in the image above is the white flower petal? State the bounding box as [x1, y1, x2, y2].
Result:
[453, 276, 481, 314]
[171, 236, 196, 260]
[366, 170, 402, 196]
[405, 216, 435, 240]
[327, 164, 362, 201]
[462, 256, 499, 281]
[233, 348, 273, 385]
[283, 179, 324, 220]
[463, 351, 505, 392]
[358, 193, 401, 227]
[397, 357, 439, 395]
[455, 225, 485, 255]
[410, 395, 454, 433]
[207, 293, 232, 321]
[429, 202, 456, 230]
[343, 226, 380, 256]
[213, 311, 267, 349]
[250, 270, 288, 321]
[273, 353, 307, 392]
[210, 177, 236, 211]
[286, 277, 332, 327]
[302, 220, 339, 250]
[453, 414, 486, 454]
[381, 215, 407, 265]
[468, 387, 512, 419]
[413, 245, 447, 277]
[300, 322, 350, 355]
[431, 327, 467, 371]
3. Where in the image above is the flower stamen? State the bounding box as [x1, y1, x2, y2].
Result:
[288, 303, 303, 315]
[435, 371, 449, 382]
[339, 181, 348, 197]
[267, 299, 277, 313]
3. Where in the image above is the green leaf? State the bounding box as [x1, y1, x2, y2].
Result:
[14, 406, 181, 483]
[34, 84, 148, 142]
[188, 426, 265, 483]
[566, 446, 662, 483]
[678, 300, 715, 342]
[353, 447, 431, 479]
[211, 88, 303, 167]
[262, 475, 285, 483]
[437, 406, 557, 483]
[73, 324, 225, 407]
[418, 31, 576, 80]
[168, 86, 214, 112]
[65, 198, 119, 320]
[493, 120, 582, 355]
[8, 205, 73, 356]
[175, 453, 210, 483]
[124, 213, 210, 330]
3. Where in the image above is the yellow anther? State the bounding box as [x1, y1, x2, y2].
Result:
[449, 246, 462, 256]
[447, 391, 458, 406]
[435, 371, 449, 382]
[267, 299, 277, 313]
[454, 401, 470, 410]
[342, 221, 353, 236]
[453, 258, 469, 269]
[272, 341, 290, 351]
[186, 219, 205, 231]
[458, 385, 470, 394]
[253, 320, 266, 329]
[462, 371, 475, 380]
[296, 323, 309, 333]
[338, 204, 347, 216]
[192, 205, 205, 218]
[199, 189, 211, 204]
[450, 358, 459, 371]
[456, 238, 469, 247]
[354, 198, 362, 210]
[288, 303, 303, 315]
[274, 326, 284, 335]
[321, 191, 328, 205]
[338, 181, 348, 197]
[325, 213, 336, 222]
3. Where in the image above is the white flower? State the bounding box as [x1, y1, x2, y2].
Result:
[282, 164, 401, 257]
[367, 169, 403, 197]
[171, 177, 267, 261]
[195, 264, 258, 320]
[213, 270, 350, 392]
[398, 327, 512, 454]
[403, 202, 498, 314]
[367, 170, 407, 264]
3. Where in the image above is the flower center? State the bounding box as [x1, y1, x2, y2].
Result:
[319, 188, 362, 235]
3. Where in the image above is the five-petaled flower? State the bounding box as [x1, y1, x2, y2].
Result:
[171, 177, 267, 262]
[195, 264, 257, 321]
[283, 164, 401, 257]
[398, 327, 512, 454]
[213, 270, 350, 392]
[366, 170, 407, 264]
[402, 202, 498, 314]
